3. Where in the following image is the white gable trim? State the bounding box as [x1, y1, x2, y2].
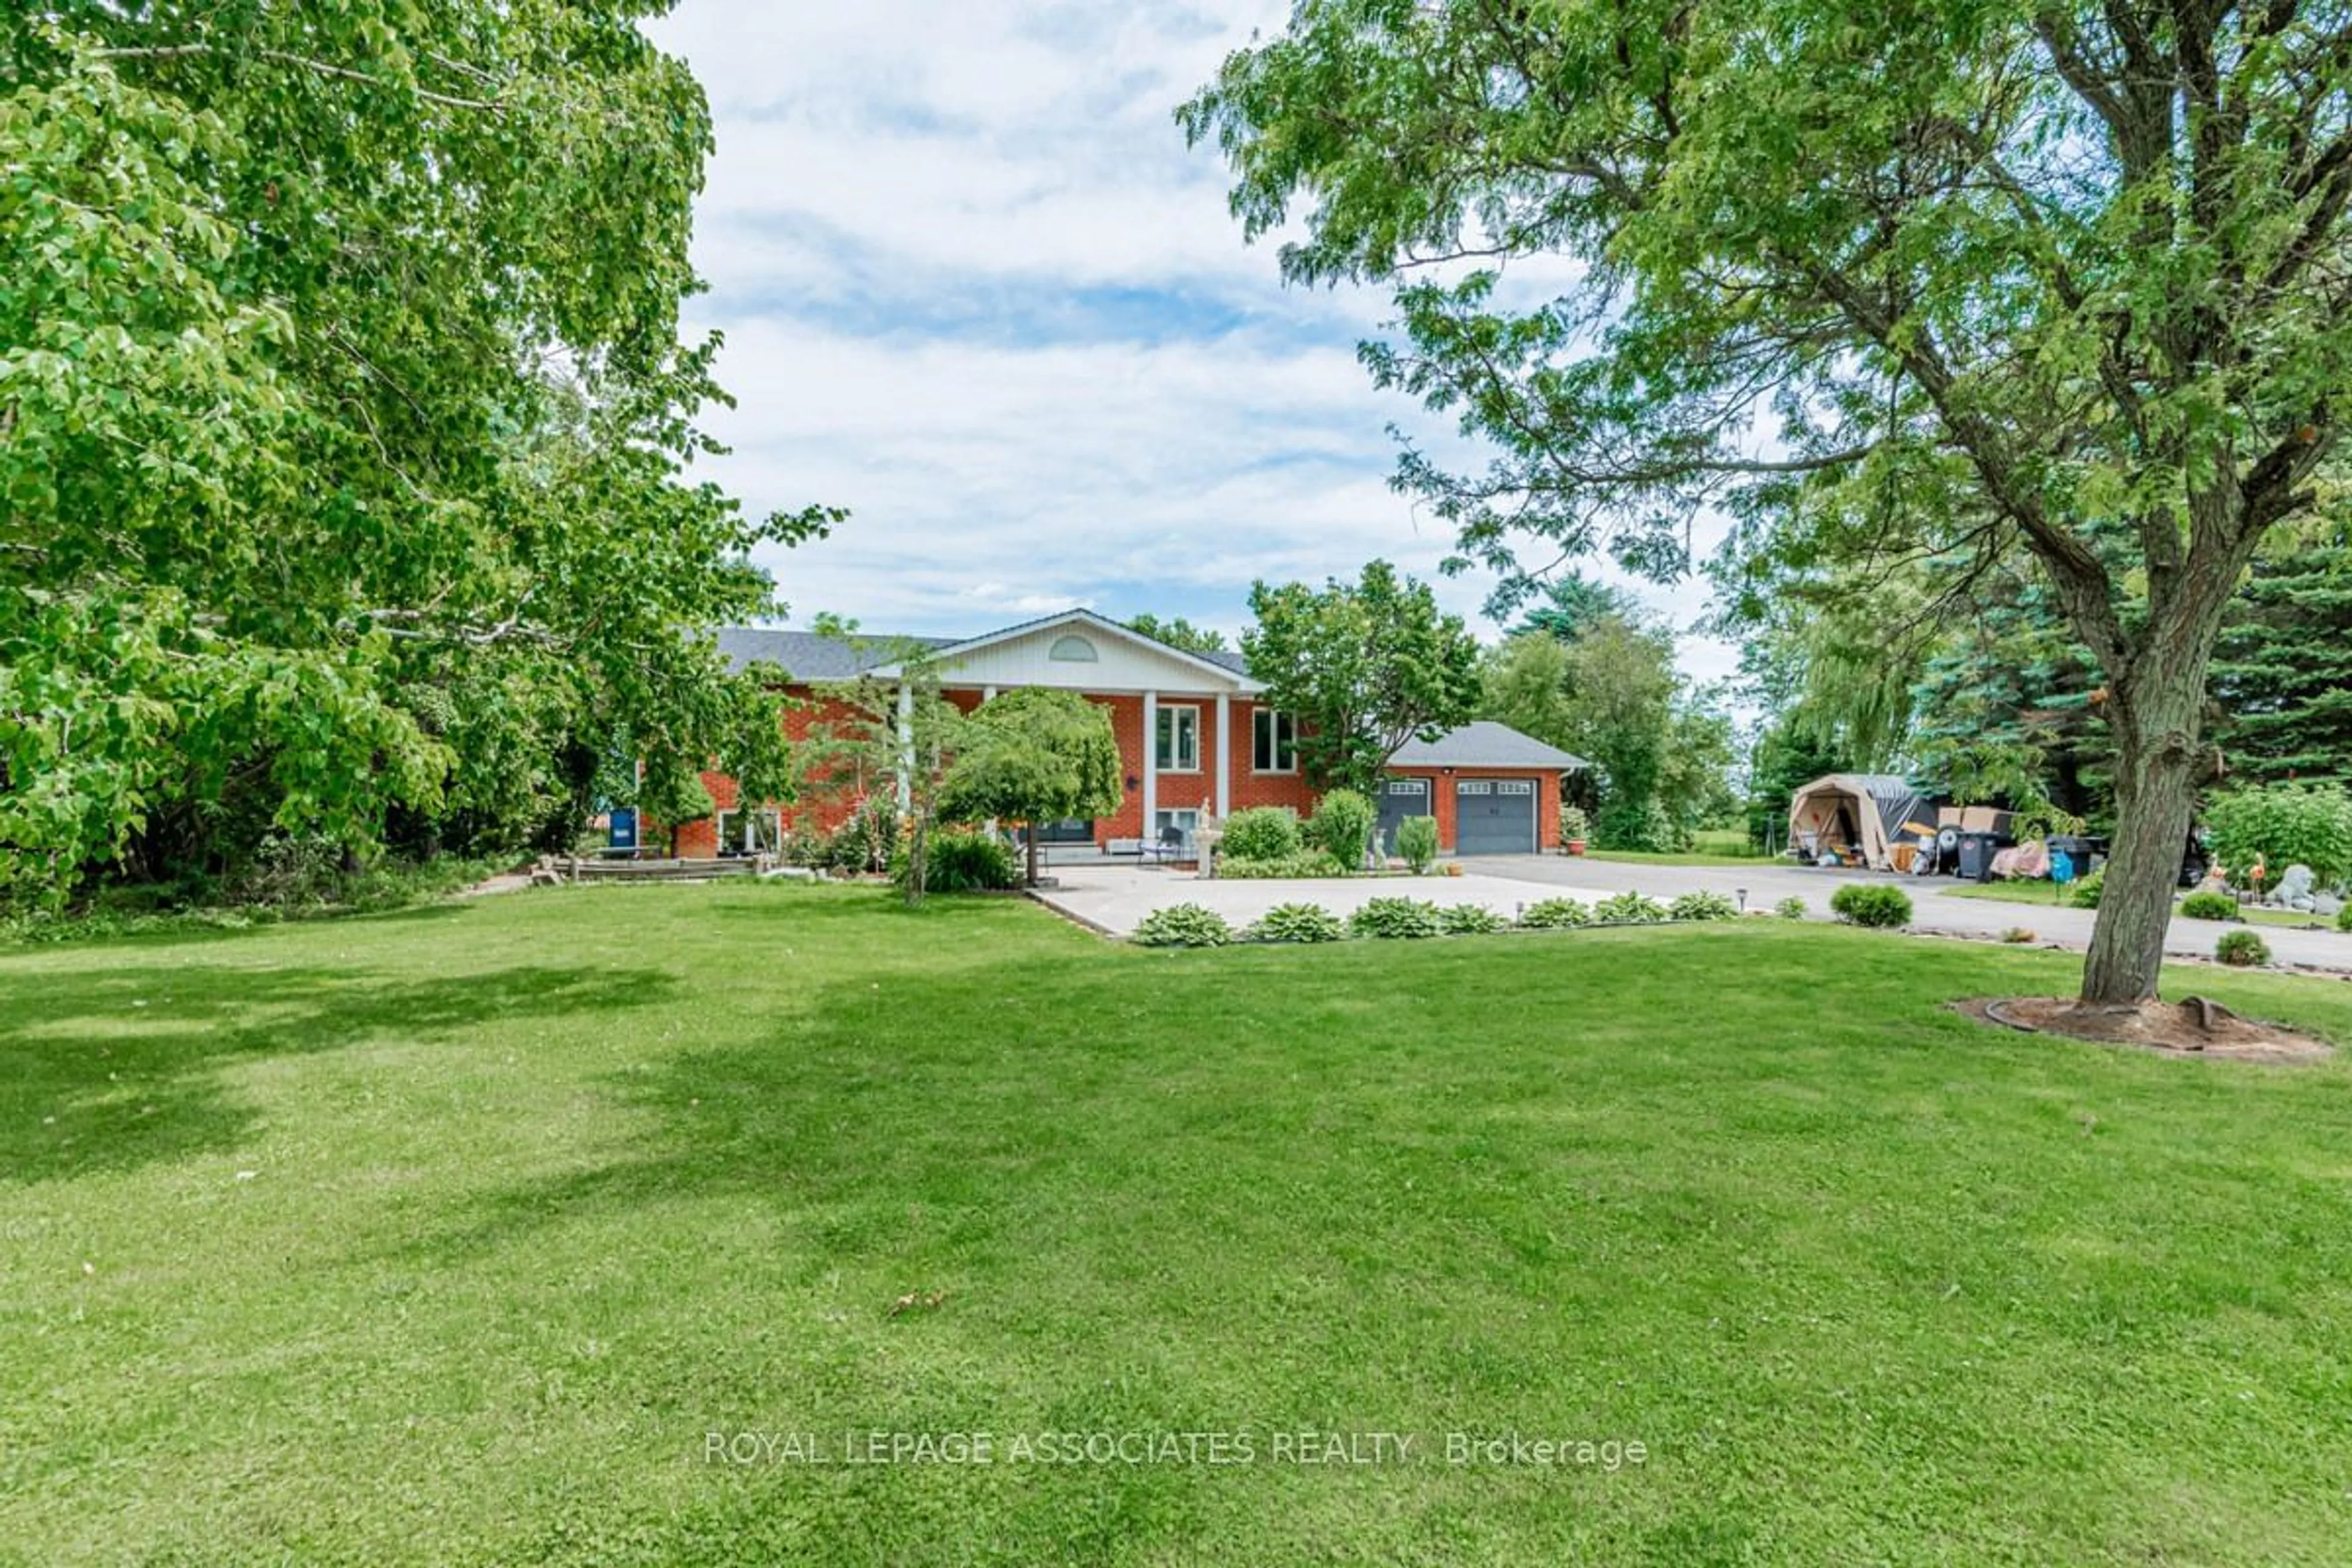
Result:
[872, 608, 1261, 693]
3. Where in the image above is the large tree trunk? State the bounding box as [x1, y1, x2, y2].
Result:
[2078, 656, 2211, 1006]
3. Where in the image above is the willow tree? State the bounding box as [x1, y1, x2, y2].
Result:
[1185, 1, 2352, 1007]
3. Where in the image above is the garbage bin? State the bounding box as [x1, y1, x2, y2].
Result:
[1956, 831, 2003, 883]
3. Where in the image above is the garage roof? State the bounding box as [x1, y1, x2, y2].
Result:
[1390, 722, 1588, 771]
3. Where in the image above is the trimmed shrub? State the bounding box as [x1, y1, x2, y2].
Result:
[2205, 782, 2352, 889]
[1518, 897, 1592, 929]
[1774, 896, 1807, 921]
[1220, 806, 1302, 864]
[1349, 896, 1446, 939]
[2339, 904, 2352, 934]
[1395, 815, 1440, 874]
[1250, 902, 1348, 943]
[1438, 903, 1506, 935]
[1558, 805, 1590, 843]
[1218, 851, 1347, 880]
[2067, 869, 2103, 909]
[1597, 798, 1676, 853]
[1669, 891, 1740, 922]
[2215, 929, 2271, 968]
[2180, 890, 2238, 921]
[1308, 790, 1378, 869]
[905, 829, 1020, 893]
[1593, 891, 1668, 924]
[1829, 883, 1912, 929]
[1132, 903, 1233, 948]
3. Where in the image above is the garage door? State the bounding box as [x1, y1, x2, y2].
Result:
[1376, 777, 1432, 850]
[1455, 778, 1537, 855]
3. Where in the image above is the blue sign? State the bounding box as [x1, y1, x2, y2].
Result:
[609, 807, 638, 851]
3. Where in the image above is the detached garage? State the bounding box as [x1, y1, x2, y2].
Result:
[1382, 722, 1588, 857]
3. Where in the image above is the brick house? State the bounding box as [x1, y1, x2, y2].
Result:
[677, 609, 1585, 861]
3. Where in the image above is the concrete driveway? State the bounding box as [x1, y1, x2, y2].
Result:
[1032, 854, 2352, 974]
[1032, 863, 1618, 937]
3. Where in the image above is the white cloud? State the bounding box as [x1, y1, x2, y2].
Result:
[644, 0, 1741, 688]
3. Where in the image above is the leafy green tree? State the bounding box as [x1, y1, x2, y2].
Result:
[793, 638, 967, 904]
[1242, 560, 1480, 793]
[1, 9, 834, 911]
[1123, 614, 1230, 657]
[1556, 617, 1679, 850]
[1477, 634, 1577, 754]
[1187, 0, 2352, 1005]
[939, 690, 1123, 888]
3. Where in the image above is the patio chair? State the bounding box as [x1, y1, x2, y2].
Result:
[1138, 824, 1188, 865]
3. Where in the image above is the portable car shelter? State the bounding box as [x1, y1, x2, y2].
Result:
[1786, 774, 1939, 870]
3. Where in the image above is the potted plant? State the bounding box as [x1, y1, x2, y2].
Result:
[1559, 805, 1589, 857]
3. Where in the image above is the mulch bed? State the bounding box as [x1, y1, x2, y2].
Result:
[1956, 996, 2335, 1064]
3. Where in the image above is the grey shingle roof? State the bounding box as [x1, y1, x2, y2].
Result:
[713, 627, 959, 680]
[1388, 720, 1588, 771]
[715, 618, 1249, 682]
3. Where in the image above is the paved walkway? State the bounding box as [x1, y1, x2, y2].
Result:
[1031, 854, 2352, 974]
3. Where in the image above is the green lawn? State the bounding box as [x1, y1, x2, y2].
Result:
[1581, 829, 1777, 868]
[6, 886, 2352, 1565]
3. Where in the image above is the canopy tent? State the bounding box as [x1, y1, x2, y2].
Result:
[1786, 774, 1940, 870]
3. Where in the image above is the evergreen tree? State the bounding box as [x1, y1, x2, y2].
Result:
[2212, 527, 2352, 786]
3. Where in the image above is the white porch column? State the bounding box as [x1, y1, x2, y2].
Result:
[980, 685, 998, 831]
[1142, 688, 1159, 837]
[1215, 692, 1231, 818]
[894, 681, 913, 812]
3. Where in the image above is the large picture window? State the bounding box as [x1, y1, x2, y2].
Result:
[1253, 709, 1297, 772]
[1155, 705, 1200, 771]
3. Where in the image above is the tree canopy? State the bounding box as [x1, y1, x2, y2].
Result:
[1241, 560, 1480, 794]
[1123, 614, 1230, 657]
[1, 6, 834, 909]
[1186, 0, 2352, 1004]
[938, 688, 1123, 886]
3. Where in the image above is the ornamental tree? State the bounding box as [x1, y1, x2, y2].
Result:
[938, 689, 1123, 888]
[1241, 560, 1481, 794]
[1186, 1, 2352, 1007]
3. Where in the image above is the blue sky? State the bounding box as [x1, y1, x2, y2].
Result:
[643, 1, 1738, 682]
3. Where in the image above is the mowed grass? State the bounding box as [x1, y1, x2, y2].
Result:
[5, 886, 2352, 1566]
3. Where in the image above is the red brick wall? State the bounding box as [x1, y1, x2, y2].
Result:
[667, 680, 1567, 858]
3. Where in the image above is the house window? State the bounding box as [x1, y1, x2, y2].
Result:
[1048, 634, 1099, 662]
[1155, 705, 1199, 771]
[1153, 807, 1200, 851]
[717, 808, 780, 856]
[1252, 709, 1297, 772]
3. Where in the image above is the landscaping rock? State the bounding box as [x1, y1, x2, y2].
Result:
[2315, 892, 2343, 919]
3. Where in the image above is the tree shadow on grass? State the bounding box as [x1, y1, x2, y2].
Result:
[406, 946, 1144, 1266]
[1, 962, 679, 1185]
